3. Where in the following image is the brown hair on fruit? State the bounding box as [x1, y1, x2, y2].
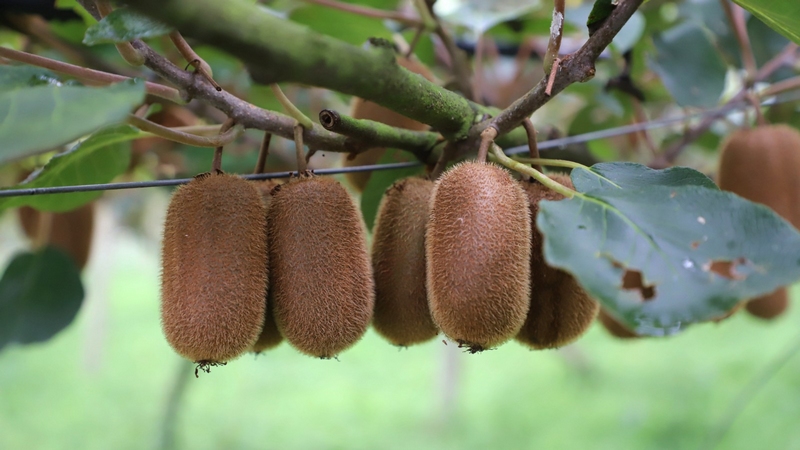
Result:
[597, 308, 640, 339]
[745, 287, 789, 320]
[251, 180, 283, 353]
[268, 174, 374, 358]
[344, 56, 434, 192]
[515, 174, 599, 349]
[18, 203, 95, 270]
[426, 162, 531, 351]
[372, 177, 438, 346]
[717, 124, 800, 317]
[161, 172, 268, 364]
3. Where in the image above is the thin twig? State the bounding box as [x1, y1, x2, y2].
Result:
[720, 0, 757, 83]
[299, 0, 422, 27]
[169, 31, 221, 91]
[545, 58, 560, 96]
[521, 119, 542, 172]
[212, 118, 236, 172]
[543, 0, 565, 76]
[271, 84, 314, 129]
[126, 114, 243, 147]
[0, 47, 183, 103]
[425, 2, 474, 101]
[254, 132, 272, 174]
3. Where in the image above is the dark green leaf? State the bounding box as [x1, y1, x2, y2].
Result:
[0, 125, 139, 212]
[586, 0, 616, 35]
[83, 7, 173, 45]
[0, 66, 62, 92]
[0, 247, 84, 351]
[733, 0, 800, 45]
[0, 80, 145, 163]
[649, 22, 727, 108]
[538, 162, 800, 335]
[361, 150, 424, 231]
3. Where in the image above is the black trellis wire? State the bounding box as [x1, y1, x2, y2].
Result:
[0, 93, 795, 199]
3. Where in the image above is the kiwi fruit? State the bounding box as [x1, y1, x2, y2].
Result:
[18, 203, 95, 270]
[515, 174, 599, 349]
[745, 287, 789, 320]
[251, 180, 284, 353]
[161, 172, 268, 364]
[426, 162, 531, 351]
[267, 174, 374, 358]
[344, 56, 434, 192]
[597, 308, 640, 339]
[371, 177, 438, 346]
[717, 124, 800, 318]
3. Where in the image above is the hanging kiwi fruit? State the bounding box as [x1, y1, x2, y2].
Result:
[426, 161, 532, 352]
[717, 124, 800, 319]
[371, 177, 438, 346]
[515, 173, 599, 349]
[344, 56, 435, 192]
[160, 169, 268, 368]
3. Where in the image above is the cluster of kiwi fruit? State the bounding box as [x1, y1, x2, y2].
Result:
[373, 159, 599, 352]
[160, 158, 603, 369]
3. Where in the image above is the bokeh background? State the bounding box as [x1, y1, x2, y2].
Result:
[0, 188, 798, 450]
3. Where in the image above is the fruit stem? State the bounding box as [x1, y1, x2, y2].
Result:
[490, 144, 578, 199]
[212, 118, 237, 172]
[477, 127, 498, 163]
[253, 132, 272, 174]
[521, 119, 542, 172]
[294, 122, 308, 172]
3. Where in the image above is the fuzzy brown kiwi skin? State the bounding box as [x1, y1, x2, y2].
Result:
[426, 162, 531, 351]
[251, 180, 283, 353]
[18, 202, 95, 270]
[268, 174, 374, 358]
[745, 287, 789, 320]
[344, 56, 434, 192]
[161, 172, 268, 363]
[717, 125, 800, 316]
[515, 174, 599, 350]
[372, 177, 438, 346]
[597, 308, 640, 339]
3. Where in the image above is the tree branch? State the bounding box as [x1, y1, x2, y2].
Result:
[123, 0, 487, 140]
[488, 0, 645, 136]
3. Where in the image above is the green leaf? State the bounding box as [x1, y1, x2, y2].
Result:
[733, 0, 800, 45]
[0, 247, 84, 351]
[0, 125, 139, 212]
[361, 150, 424, 232]
[649, 22, 728, 108]
[538, 162, 800, 336]
[83, 7, 173, 45]
[586, 0, 616, 35]
[0, 66, 61, 92]
[0, 80, 145, 164]
[433, 0, 541, 33]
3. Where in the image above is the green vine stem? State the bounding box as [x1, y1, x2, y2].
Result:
[271, 84, 314, 130]
[318, 109, 440, 159]
[127, 114, 244, 147]
[169, 31, 220, 90]
[512, 157, 587, 171]
[490, 144, 578, 199]
[0, 47, 184, 104]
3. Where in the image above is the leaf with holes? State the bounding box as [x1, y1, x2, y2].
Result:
[0, 80, 145, 163]
[538, 162, 800, 336]
[0, 247, 85, 351]
[83, 7, 173, 45]
[0, 124, 139, 212]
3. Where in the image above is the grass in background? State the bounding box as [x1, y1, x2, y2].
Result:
[0, 227, 799, 450]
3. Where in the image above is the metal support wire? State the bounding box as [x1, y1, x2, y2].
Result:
[1, 93, 796, 198]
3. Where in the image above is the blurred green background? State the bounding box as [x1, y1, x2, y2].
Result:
[0, 196, 799, 450]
